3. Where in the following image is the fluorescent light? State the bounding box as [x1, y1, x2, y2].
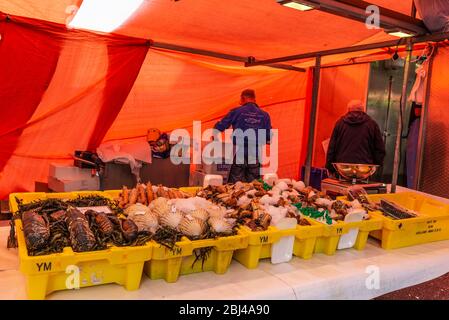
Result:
[385, 28, 415, 38]
[278, 1, 314, 11]
[69, 0, 144, 33]
[387, 31, 414, 38]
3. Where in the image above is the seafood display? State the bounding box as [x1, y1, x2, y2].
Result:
[117, 183, 191, 208]
[8, 178, 371, 258]
[149, 196, 238, 250]
[8, 183, 237, 257]
[8, 195, 154, 256]
[196, 179, 369, 228]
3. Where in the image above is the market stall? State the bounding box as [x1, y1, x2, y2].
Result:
[2, 0, 449, 302]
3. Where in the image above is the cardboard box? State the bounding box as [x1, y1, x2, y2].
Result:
[49, 163, 94, 180]
[48, 176, 100, 192]
[190, 170, 228, 186]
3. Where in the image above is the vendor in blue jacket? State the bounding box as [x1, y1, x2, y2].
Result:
[214, 89, 272, 183]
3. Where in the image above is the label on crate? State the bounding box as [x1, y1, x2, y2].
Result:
[415, 219, 443, 235]
[36, 262, 52, 272]
[259, 235, 269, 244]
[166, 247, 183, 256]
[416, 220, 443, 236]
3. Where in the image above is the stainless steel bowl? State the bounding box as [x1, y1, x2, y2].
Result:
[332, 163, 379, 181]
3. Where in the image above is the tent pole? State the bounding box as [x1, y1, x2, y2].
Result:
[415, 46, 437, 190]
[151, 41, 305, 72]
[304, 56, 321, 186]
[391, 40, 413, 193]
[246, 31, 449, 67]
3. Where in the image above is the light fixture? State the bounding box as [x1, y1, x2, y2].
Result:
[277, 0, 315, 11]
[68, 0, 144, 33]
[385, 28, 415, 38]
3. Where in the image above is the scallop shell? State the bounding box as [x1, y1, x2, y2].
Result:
[152, 198, 170, 217]
[151, 196, 168, 208]
[179, 216, 206, 237]
[208, 217, 233, 234]
[159, 209, 184, 229]
[206, 206, 226, 219]
[189, 208, 209, 221]
[124, 203, 150, 216]
[128, 210, 159, 233]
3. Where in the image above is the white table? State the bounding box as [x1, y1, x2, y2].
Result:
[1, 187, 449, 300]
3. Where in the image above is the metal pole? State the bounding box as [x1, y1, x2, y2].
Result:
[152, 42, 305, 72]
[246, 31, 449, 67]
[383, 75, 393, 143]
[391, 40, 413, 193]
[415, 47, 437, 190]
[304, 56, 322, 186]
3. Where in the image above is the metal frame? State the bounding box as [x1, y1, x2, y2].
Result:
[152, 41, 306, 72]
[279, 0, 427, 35]
[391, 40, 413, 193]
[303, 56, 322, 186]
[246, 32, 449, 67]
[415, 46, 437, 190]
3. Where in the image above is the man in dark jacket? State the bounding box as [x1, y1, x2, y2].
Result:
[214, 89, 272, 183]
[326, 100, 386, 175]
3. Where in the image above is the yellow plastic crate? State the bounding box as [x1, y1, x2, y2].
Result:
[233, 226, 297, 269]
[10, 192, 152, 300]
[179, 186, 201, 195]
[146, 231, 248, 283]
[292, 218, 324, 259]
[313, 216, 383, 255]
[366, 193, 449, 249]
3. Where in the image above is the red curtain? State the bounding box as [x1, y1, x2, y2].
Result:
[0, 13, 148, 198]
[87, 42, 149, 150]
[0, 13, 61, 172]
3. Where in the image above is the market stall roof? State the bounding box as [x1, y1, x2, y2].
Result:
[0, 0, 416, 59]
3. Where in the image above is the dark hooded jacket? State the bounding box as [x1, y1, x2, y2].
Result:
[326, 111, 386, 174]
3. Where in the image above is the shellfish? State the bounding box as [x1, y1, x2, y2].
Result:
[22, 210, 50, 251]
[121, 218, 138, 241]
[189, 208, 209, 221]
[159, 209, 184, 229]
[152, 197, 170, 217]
[66, 208, 96, 252]
[128, 208, 159, 233]
[179, 216, 206, 238]
[208, 217, 234, 234]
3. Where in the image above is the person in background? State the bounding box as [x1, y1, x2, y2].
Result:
[326, 100, 386, 176]
[214, 89, 272, 183]
[406, 102, 422, 188]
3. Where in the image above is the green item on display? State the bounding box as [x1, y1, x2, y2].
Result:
[293, 202, 333, 225]
[257, 179, 273, 191]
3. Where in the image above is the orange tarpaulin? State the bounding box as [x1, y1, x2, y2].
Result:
[0, 0, 436, 198]
[313, 64, 371, 168]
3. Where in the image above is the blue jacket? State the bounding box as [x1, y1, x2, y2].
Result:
[214, 103, 272, 161]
